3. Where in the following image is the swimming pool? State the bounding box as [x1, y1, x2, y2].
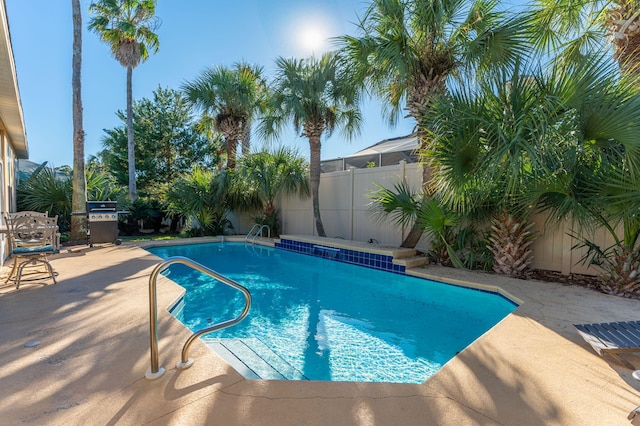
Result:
[148, 242, 517, 383]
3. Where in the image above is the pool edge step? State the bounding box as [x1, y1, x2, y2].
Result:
[206, 338, 308, 381]
[207, 341, 261, 380]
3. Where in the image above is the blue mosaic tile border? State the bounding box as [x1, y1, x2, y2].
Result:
[275, 239, 405, 274]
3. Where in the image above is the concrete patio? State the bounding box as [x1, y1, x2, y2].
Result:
[0, 238, 639, 425]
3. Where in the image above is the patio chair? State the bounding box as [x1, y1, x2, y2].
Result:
[5, 215, 58, 289]
[573, 321, 640, 369]
[4, 211, 60, 252]
[6, 210, 48, 219]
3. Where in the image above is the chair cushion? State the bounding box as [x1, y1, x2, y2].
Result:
[13, 244, 54, 254]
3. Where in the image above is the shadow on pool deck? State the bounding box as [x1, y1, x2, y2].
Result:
[0, 239, 639, 425]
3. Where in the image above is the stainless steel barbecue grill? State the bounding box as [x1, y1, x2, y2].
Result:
[86, 201, 121, 246]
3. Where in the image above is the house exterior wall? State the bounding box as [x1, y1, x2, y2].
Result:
[4, 133, 16, 212]
[0, 2, 29, 265]
[0, 128, 20, 264]
[0, 131, 6, 263]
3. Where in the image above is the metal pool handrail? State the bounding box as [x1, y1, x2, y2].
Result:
[145, 256, 251, 380]
[245, 224, 271, 243]
[245, 224, 261, 242]
[252, 225, 271, 243]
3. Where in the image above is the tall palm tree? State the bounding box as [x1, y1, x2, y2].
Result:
[232, 147, 310, 236]
[71, 0, 87, 242]
[88, 0, 159, 202]
[259, 53, 362, 237]
[236, 62, 267, 157]
[182, 62, 266, 170]
[338, 0, 527, 247]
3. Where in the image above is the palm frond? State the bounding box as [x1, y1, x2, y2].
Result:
[88, 0, 159, 68]
[367, 181, 421, 227]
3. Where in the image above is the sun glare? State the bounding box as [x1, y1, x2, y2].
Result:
[300, 27, 326, 54]
[288, 9, 336, 57]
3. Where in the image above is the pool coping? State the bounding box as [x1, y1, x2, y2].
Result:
[1, 238, 639, 424]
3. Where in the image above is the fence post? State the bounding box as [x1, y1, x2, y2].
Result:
[400, 160, 407, 244]
[349, 167, 355, 240]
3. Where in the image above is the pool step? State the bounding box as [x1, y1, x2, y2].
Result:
[391, 248, 418, 259]
[393, 255, 428, 269]
[206, 338, 308, 381]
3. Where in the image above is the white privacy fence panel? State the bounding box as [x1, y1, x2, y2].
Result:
[529, 215, 566, 273]
[279, 191, 313, 236]
[352, 166, 403, 245]
[529, 213, 617, 275]
[269, 161, 616, 276]
[318, 170, 352, 239]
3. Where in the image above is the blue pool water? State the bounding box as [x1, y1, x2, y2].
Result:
[148, 242, 517, 384]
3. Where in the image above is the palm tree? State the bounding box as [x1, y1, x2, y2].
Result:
[232, 147, 310, 236]
[259, 53, 361, 237]
[338, 0, 527, 247]
[532, 56, 640, 290]
[595, 176, 640, 296]
[369, 181, 461, 266]
[88, 0, 159, 202]
[236, 62, 267, 157]
[425, 52, 640, 280]
[530, 56, 640, 295]
[182, 62, 266, 170]
[547, 163, 640, 297]
[422, 59, 564, 277]
[368, 180, 490, 269]
[164, 167, 232, 236]
[530, 0, 640, 75]
[71, 0, 87, 243]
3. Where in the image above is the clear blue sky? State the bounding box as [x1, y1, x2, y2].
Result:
[6, 0, 416, 168]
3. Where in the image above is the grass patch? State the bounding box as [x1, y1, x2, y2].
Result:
[119, 234, 183, 242]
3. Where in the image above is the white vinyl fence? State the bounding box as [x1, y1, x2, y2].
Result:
[236, 161, 614, 276]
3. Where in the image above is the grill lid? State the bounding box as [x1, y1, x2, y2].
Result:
[87, 201, 117, 212]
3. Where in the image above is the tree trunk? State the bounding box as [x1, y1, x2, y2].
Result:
[308, 133, 325, 237]
[217, 116, 243, 169]
[264, 199, 276, 219]
[400, 223, 423, 248]
[127, 65, 136, 202]
[226, 137, 238, 170]
[70, 0, 87, 243]
[400, 160, 433, 248]
[170, 213, 179, 232]
[395, 74, 443, 248]
[608, 5, 640, 78]
[488, 212, 535, 278]
[241, 119, 251, 157]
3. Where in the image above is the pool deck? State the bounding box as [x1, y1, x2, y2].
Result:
[0, 237, 639, 425]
